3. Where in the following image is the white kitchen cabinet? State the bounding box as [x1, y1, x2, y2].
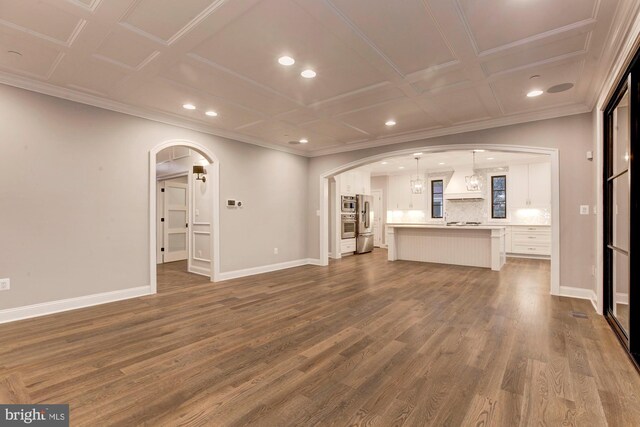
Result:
[508, 225, 551, 257]
[508, 162, 551, 209]
[338, 170, 371, 196]
[528, 162, 551, 207]
[341, 238, 356, 254]
[388, 174, 425, 210]
[505, 226, 512, 252]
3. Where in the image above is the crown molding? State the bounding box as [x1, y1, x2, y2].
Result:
[0, 71, 308, 157]
[0, 71, 593, 160]
[307, 103, 591, 157]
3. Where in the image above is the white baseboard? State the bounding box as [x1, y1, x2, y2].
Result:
[189, 265, 211, 278]
[616, 292, 629, 305]
[558, 286, 598, 311]
[0, 286, 153, 325]
[217, 258, 314, 281]
[306, 258, 324, 266]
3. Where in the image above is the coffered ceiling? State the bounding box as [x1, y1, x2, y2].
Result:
[0, 0, 637, 156]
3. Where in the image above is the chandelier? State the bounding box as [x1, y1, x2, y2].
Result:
[410, 156, 424, 194]
[465, 150, 481, 191]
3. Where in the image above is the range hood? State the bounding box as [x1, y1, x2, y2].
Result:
[444, 167, 484, 200]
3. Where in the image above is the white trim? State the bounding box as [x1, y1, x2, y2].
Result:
[0, 71, 592, 160]
[189, 265, 211, 277]
[192, 231, 211, 262]
[306, 258, 324, 266]
[217, 259, 313, 281]
[0, 71, 307, 157]
[0, 286, 152, 325]
[307, 105, 590, 157]
[616, 292, 629, 305]
[318, 144, 561, 297]
[594, 3, 640, 315]
[149, 140, 221, 294]
[558, 285, 597, 310]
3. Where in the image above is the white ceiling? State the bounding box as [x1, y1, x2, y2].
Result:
[0, 0, 637, 156]
[357, 150, 549, 175]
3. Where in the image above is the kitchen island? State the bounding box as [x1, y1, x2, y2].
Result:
[386, 224, 506, 271]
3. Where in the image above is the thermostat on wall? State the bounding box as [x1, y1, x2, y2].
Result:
[227, 199, 243, 208]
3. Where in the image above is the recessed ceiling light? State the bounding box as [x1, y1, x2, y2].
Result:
[413, 152, 423, 156]
[381, 161, 388, 165]
[527, 89, 543, 97]
[474, 149, 486, 152]
[385, 120, 396, 127]
[487, 157, 495, 160]
[301, 69, 316, 78]
[205, 111, 218, 117]
[439, 162, 445, 165]
[299, 138, 308, 144]
[398, 166, 405, 169]
[278, 56, 295, 66]
[182, 104, 196, 110]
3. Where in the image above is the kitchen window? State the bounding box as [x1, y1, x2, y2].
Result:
[431, 179, 443, 218]
[491, 175, 507, 219]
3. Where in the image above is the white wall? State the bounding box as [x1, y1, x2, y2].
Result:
[307, 113, 596, 291]
[0, 84, 308, 311]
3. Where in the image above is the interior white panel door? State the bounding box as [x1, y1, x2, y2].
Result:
[163, 182, 188, 262]
[156, 182, 164, 264]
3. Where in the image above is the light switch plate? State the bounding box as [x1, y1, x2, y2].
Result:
[0, 278, 10, 291]
[580, 205, 589, 215]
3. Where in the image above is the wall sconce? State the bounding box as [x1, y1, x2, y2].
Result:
[193, 165, 207, 182]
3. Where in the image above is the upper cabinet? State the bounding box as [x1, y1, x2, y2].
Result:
[338, 170, 371, 196]
[388, 174, 426, 210]
[509, 162, 551, 208]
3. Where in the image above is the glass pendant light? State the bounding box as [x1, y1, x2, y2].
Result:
[410, 155, 424, 194]
[465, 150, 481, 191]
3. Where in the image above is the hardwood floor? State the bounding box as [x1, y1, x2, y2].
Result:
[1, 250, 639, 426]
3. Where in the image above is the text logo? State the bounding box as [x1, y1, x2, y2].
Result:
[0, 405, 68, 426]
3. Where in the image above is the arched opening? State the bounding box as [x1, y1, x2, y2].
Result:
[318, 143, 560, 296]
[149, 140, 221, 294]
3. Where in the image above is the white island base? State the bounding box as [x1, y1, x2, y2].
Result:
[386, 224, 506, 271]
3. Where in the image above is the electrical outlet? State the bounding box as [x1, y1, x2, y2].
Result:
[0, 278, 10, 291]
[273, 248, 278, 255]
[580, 205, 589, 215]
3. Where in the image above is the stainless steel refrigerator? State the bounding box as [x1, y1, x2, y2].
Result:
[356, 194, 374, 254]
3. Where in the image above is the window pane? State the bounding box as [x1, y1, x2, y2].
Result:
[431, 180, 444, 218]
[491, 176, 507, 218]
[492, 176, 506, 190]
[613, 250, 629, 335]
[613, 89, 630, 176]
[493, 204, 506, 218]
[612, 173, 629, 252]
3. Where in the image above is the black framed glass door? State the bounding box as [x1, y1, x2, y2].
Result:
[604, 50, 639, 368]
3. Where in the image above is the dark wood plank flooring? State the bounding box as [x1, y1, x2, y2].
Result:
[1, 250, 639, 426]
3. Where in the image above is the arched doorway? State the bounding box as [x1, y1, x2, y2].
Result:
[148, 140, 220, 293]
[317, 143, 560, 296]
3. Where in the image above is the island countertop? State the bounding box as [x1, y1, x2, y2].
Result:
[387, 223, 507, 231]
[386, 223, 506, 270]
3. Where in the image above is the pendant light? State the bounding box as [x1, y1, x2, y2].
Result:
[465, 151, 481, 191]
[410, 155, 424, 194]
